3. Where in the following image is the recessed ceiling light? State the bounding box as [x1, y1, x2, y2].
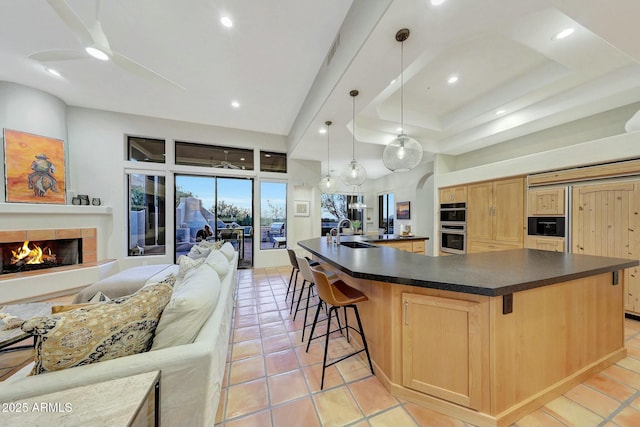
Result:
[220, 16, 233, 28]
[85, 46, 109, 61]
[319, 128, 327, 134]
[447, 75, 459, 85]
[240, 157, 245, 161]
[45, 67, 61, 77]
[496, 109, 506, 115]
[430, 0, 447, 6]
[231, 100, 240, 108]
[264, 154, 272, 158]
[552, 28, 574, 41]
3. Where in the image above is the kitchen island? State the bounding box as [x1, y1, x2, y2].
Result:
[298, 237, 637, 427]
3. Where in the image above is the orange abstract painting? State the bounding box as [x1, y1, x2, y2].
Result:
[4, 129, 66, 204]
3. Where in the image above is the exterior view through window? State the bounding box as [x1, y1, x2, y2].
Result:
[321, 193, 366, 235]
[175, 175, 254, 268]
[260, 182, 287, 249]
[128, 173, 166, 256]
[379, 193, 394, 234]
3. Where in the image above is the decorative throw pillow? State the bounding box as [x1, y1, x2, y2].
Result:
[22, 282, 173, 375]
[204, 250, 230, 280]
[51, 303, 93, 314]
[219, 242, 235, 261]
[151, 266, 221, 350]
[187, 244, 212, 259]
[177, 255, 206, 278]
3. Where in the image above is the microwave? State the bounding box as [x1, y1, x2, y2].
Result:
[527, 217, 565, 237]
[440, 202, 466, 224]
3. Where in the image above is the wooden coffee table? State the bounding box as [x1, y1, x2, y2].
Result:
[0, 302, 53, 352]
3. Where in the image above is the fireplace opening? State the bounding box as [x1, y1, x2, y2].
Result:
[1, 238, 82, 274]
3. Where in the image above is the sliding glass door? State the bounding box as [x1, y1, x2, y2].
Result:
[175, 174, 254, 268]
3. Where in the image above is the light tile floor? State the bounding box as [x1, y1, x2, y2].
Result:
[216, 266, 640, 427]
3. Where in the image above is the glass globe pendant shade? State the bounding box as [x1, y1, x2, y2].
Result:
[318, 174, 337, 194]
[341, 160, 367, 186]
[383, 133, 424, 172]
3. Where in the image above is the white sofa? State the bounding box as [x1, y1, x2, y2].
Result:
[0, 243, 238, 427]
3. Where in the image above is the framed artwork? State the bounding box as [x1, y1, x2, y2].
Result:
[396, 201, 411, 220]
[294, 200, 310, 217]
[4, 129, 66, 204]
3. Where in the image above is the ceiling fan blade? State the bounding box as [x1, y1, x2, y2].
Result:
[46, 0, 94, 46]
[111, 51, 185, 90]
[29, 49, 87, 62]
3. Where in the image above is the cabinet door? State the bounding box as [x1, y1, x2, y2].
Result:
[467, 182, 493, 241]
[439, 186, 467, 203]
[527, 188, 565, 215]
[412, 240, 425, 254]
[572, 182, 640, 314]
[379, 241, 413, 252]
[493, 177, 524, 244]
[402, 293, 481, 409]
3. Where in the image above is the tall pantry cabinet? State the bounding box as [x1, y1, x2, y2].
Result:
[571, 181, 640, 315]
[467, 177, 525, 253]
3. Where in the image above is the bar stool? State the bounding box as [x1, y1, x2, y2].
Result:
[285, 249, 299, 303]
[306, 268, 375, 389]
[295, 256, 337, 341]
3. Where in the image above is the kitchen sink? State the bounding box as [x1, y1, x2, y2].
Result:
[340, 241, 375, 249]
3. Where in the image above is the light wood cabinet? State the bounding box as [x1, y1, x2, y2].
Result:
[439, 186, 467, 203]
[377, 240, 426, 255]
[572, 181, 640, 315]
[402, 293, 481, 410]
[467, 177, 525, 253]
[526, 236, 565, 252]
[527, 188, 565, 215]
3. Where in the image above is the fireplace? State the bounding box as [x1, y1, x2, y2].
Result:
[0, 228, 97, 279]
[1, 238, 82, 274]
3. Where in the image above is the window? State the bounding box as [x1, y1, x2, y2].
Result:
[127, 137, 165, 163]
[379, 193, 394, 234]
[175, 142, 254, 170]
[128, 174, 165, 256]
[260, 181, 286, 250]
[321, 193, 364, 235]
[260, 151, 287, 173]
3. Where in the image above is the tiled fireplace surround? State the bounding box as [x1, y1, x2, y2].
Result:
[0, 228, 116, 304]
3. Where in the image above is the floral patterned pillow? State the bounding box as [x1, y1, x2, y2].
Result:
[21, 282, 173, 375]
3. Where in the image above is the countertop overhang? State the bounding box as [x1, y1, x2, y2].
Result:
[298, 237, 638, 296]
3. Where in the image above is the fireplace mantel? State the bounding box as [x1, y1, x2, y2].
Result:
[0, 203, 112, 215]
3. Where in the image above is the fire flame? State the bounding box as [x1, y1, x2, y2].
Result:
[11, 241, 56, 265]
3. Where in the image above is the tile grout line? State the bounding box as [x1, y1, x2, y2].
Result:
[598, 387, 640, 426]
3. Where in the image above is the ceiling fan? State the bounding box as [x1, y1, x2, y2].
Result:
[211, 150, 242, 169]
[31, 0, 183, 89]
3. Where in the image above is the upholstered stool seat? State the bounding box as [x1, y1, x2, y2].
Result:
[306, 268, 374, 389]
[295, 256, 337, 341]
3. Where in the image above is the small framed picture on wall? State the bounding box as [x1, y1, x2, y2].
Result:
[396, 201, 410, 220]
[294, 200, 310, 217]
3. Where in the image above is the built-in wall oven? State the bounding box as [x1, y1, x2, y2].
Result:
[440, 202, 466, 254]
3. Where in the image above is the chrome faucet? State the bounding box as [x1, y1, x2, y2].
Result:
[336, 218, 353, 244]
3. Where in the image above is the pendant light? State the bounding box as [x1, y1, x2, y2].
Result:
[341, 90, 367, 186]
[318, 121, 337, 193]
[383, 28, 424, 172]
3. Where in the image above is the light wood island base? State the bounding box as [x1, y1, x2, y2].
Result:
[323, 268, 626, 427]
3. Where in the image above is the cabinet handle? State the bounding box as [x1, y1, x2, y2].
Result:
[404, 300, 409, 325]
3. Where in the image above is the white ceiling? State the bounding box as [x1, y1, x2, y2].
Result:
[2, 0, 640, 181]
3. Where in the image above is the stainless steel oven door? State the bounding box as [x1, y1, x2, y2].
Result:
[440, 228, 466, 254]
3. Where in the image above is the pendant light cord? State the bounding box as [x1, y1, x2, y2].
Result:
[326, 121, 331, 174]
[400, 39, 404, 133]
[352, 94, 356, 161]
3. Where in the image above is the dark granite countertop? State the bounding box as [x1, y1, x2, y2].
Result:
[298, 237, 638, 296]
[363, 234, 429, 242]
